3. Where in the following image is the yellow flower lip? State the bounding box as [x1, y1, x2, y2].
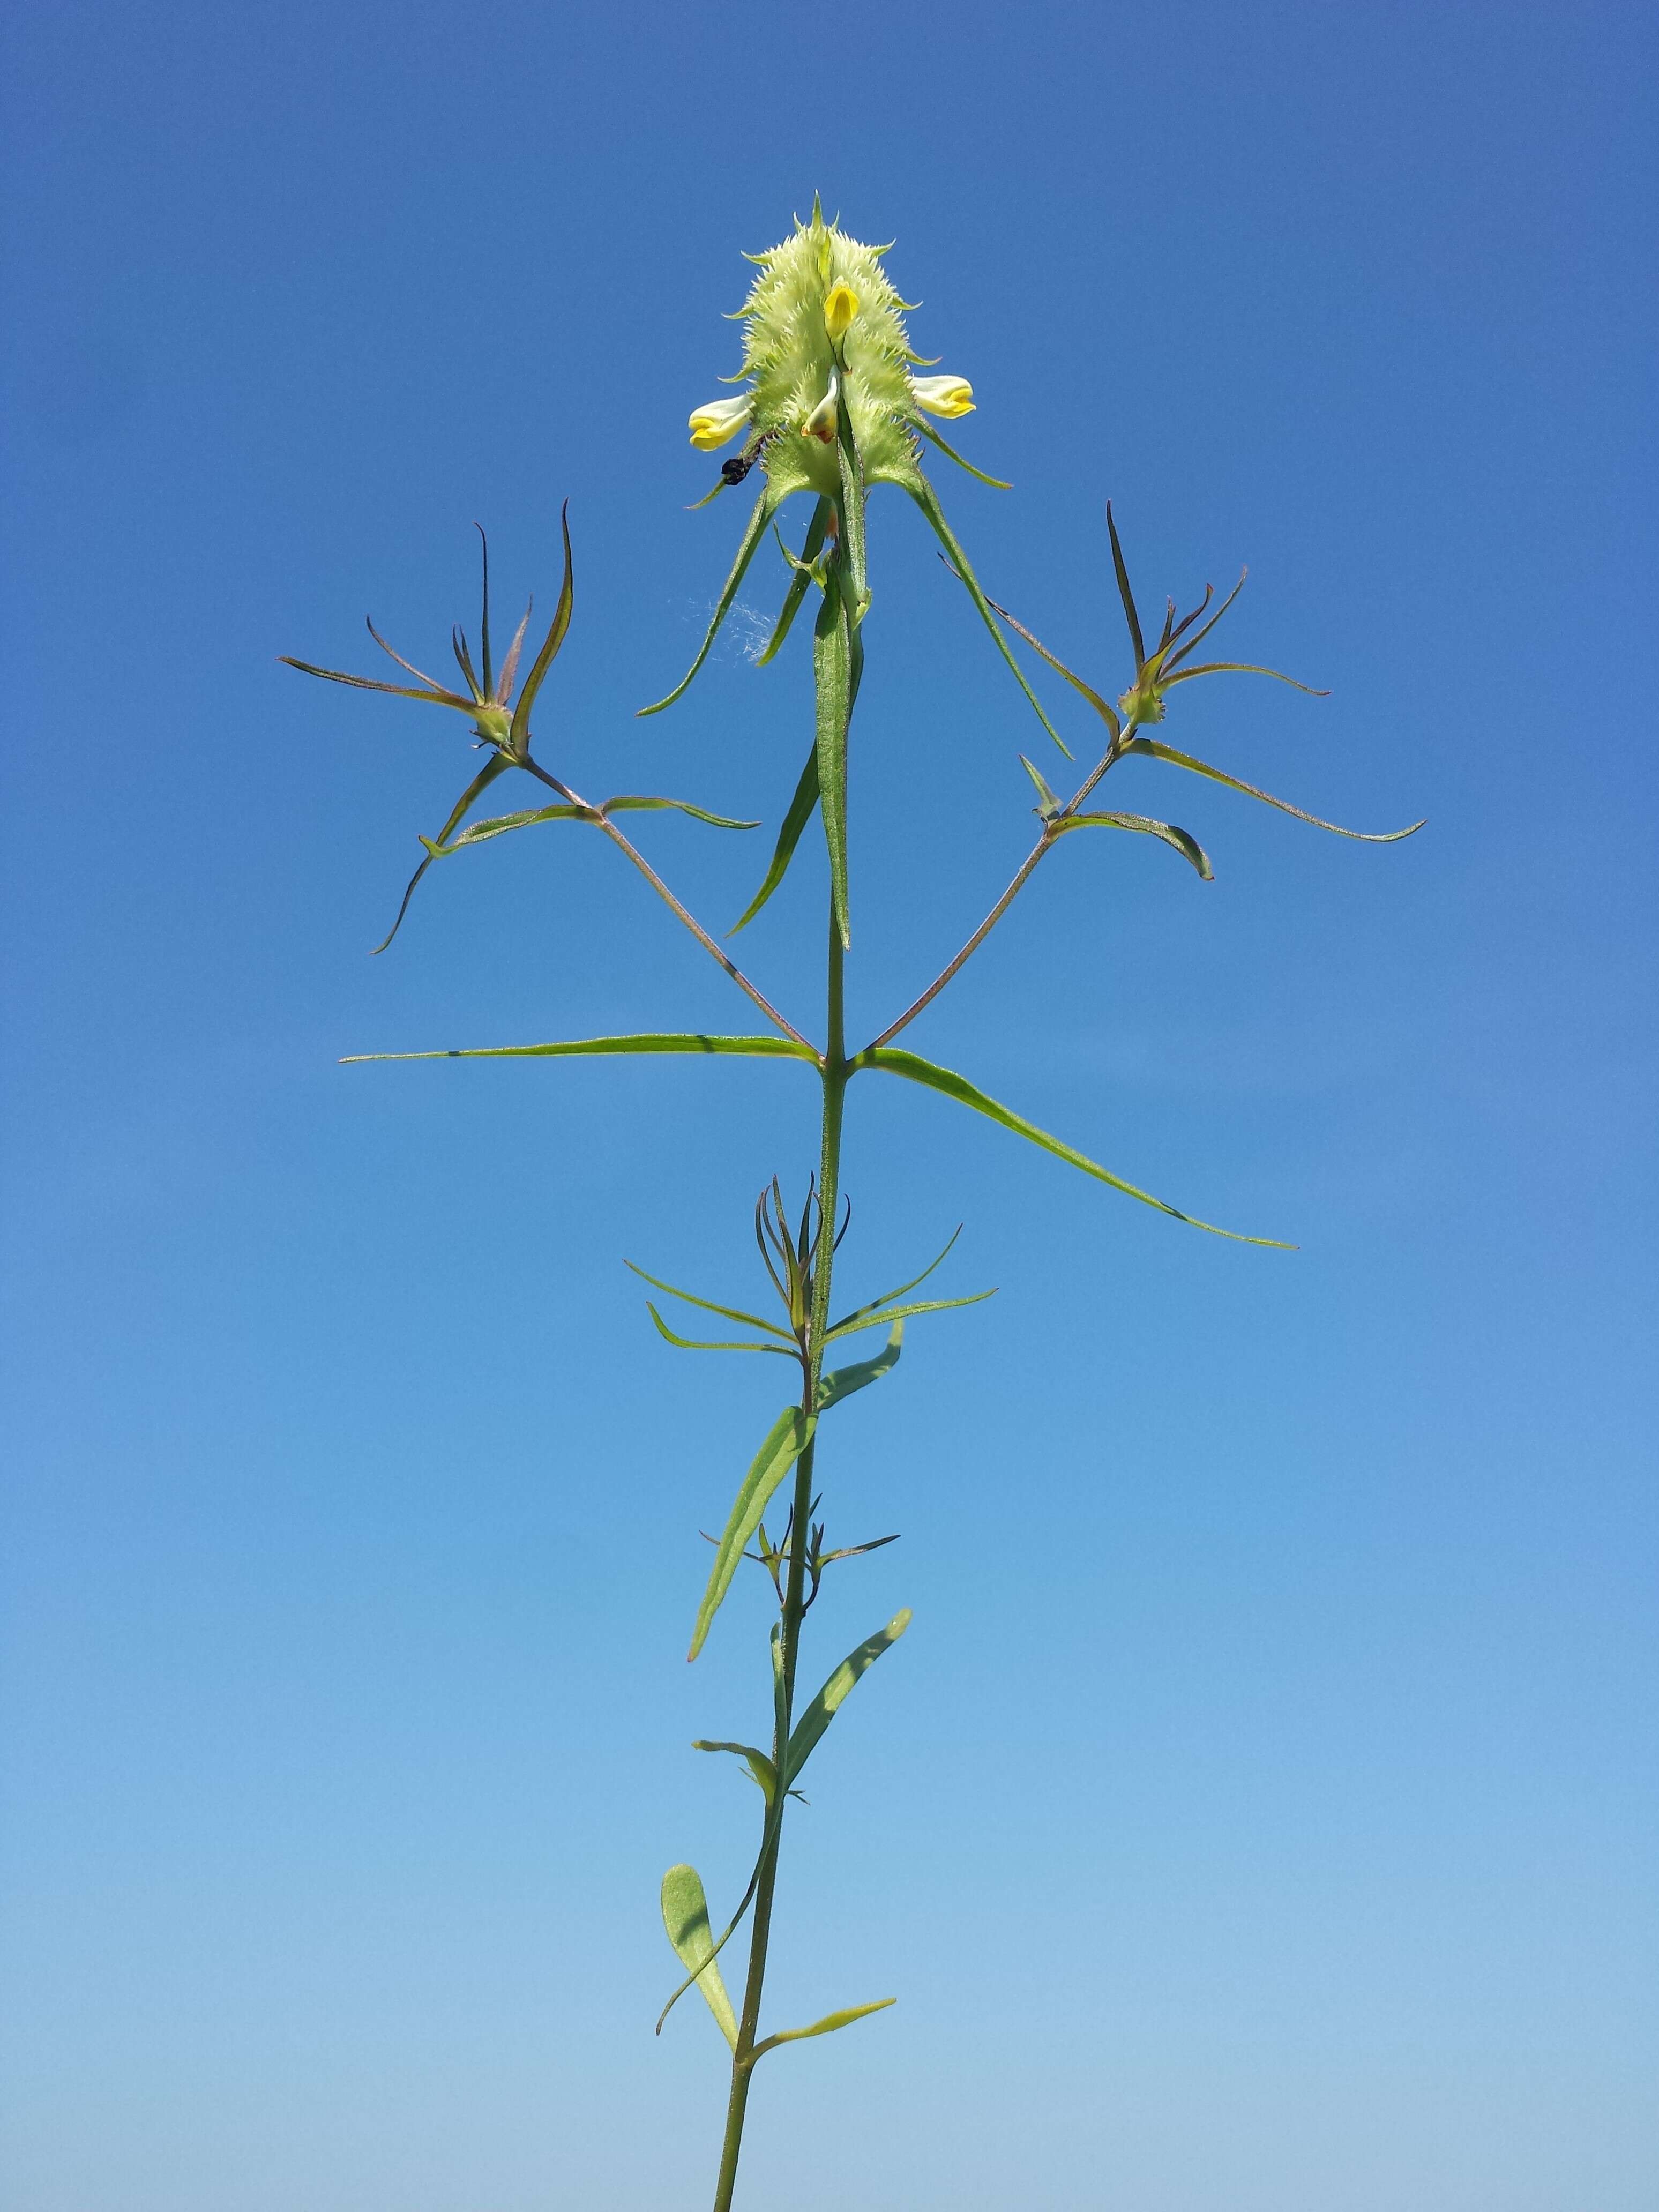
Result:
[688, 395, 753, 451]
[909, 371, 974, 420]
[823, 283, 859, 340]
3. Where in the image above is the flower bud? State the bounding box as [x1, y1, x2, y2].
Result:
[803, 372, 840, 444]
[909, 372, 975, 419]
[823, 283, 859, 341]
[687, 395, 753, 451]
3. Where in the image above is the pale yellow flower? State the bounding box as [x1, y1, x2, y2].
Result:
[909, 372, 975, 420]
[687, 395, 753, 451]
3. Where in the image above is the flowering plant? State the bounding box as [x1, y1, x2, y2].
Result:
[286, 200, 1417, 2209]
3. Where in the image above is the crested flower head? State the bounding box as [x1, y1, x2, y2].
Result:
[694, 197, 962, 502]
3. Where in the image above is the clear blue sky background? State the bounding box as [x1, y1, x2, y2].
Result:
[2, 3, 1654, 2208]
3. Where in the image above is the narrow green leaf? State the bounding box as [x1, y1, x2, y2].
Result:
[508, 502, 573, 754]
[451, 623, 482, 702]
[752, 1998, 895, 2058]
[437, 802, 589, 851]
[1161, 660, 1329, 697]
[758, 498, 833, 664]
[908, 480, 1070, 756]
[1105, 500, 1146, 668]
[646, 1303, 793, 1356]
[1054, 810, 1214, 879]
[913, 414, 1013, 489]
[660, 1864, 737, 2050]
[983, 596, 1119, 737]
[495, 600, 533, 705]
[814, 570, 854, 948]
[729, 744, 820, 936]
[372, 752, 514, 955]
[639, 485, 779, 715]
[835, 408, 869, 621]
[692, 1741, 779, 1801]
[475, 525, 494, 703]
[817, 1321, 902, 1411]
[601, 795, 759, 828]
[1123, 738, 1424, 841]
[623, 1260, 794, 1340]
[1019, 753, 1063, 819]
[823, 1288, 996, 1341]
[826, 1225, 962, 1338]
[279, 655, 476, 713]
[1161, 571, 1247, 668]
[341, 1032, 823, 1068]
[853, 1047, 1292, 1247]
[690, 1409, 817, 1660]
[785, 1610, 911, 1785]
[365, 618, 463, 699]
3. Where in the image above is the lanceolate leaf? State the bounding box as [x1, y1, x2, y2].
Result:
[646, 1303, 794, 1355]
[431, 801, 587, 849]
[279, 654, 475, 713]
[913, 415, 1012, 489]
[623, 1260, 794, 1340]
[421, 794, 759, 860]
[729, 744, 820, 936]
[690, 1409, 817, 1660]
[814, 570, 855, 949]
[758, 498, 833, 664]
[824, 1289, 996, 1340]
[341, 1032, 822, 1069]
[692, 1740, 779, 1802]
[1053, 810, 1214, 880]
[835, 408, 870, 621]
[826, 1225, 962, 1337]
[817, 1322, 902, 1411]
[784, 1609, 911, 1785]
[372, 751, 513, 954]
[852, 1047, 1292, 1247]
[985, 596, 1119, 734]
[639, 485, 781, 715]
[508, 502, 573, 756]
[909, 478, 1070, 756]
[1123, 738, 1425, 841]
[752, 1998, 896, 2059]
[602, 795, 759, 827]
[660, 1864, 737, 2050]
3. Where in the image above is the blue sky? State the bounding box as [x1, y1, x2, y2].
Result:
[2, 2, 1654, 2207]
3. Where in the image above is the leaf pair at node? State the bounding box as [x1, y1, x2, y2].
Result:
[627, 1199, 993, 1396]
[708, 1480, 900, 1615]
[282, 511, 756, 950]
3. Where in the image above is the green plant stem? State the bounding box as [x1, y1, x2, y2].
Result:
[711, 909, 847, 2212]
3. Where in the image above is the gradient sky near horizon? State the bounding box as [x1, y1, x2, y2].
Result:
[2, 3, 1655, 2208]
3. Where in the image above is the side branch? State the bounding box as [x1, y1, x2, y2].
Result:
[521, 759, 812, 1048]
[864, 831, 1056, 1051]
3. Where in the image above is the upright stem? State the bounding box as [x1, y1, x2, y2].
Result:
[710, 908, 847, 2212]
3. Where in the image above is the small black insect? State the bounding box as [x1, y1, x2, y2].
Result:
[720, 431, 773, 487]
